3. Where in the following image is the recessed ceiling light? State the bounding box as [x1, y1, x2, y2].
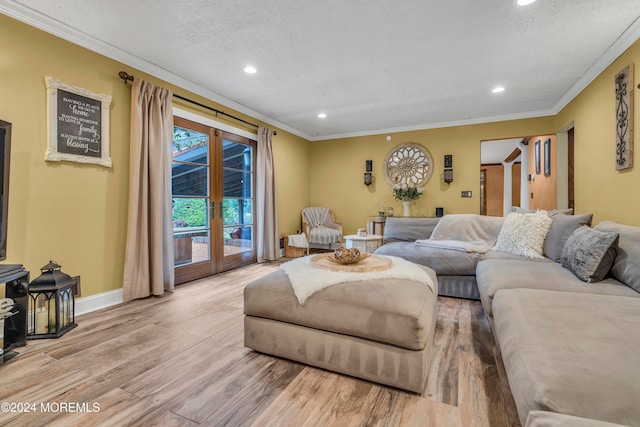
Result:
[492, 86, 505, 93]
[244, 66, 257, 74]
[516, 0, 536, 5]
[318, 113, 327, 118]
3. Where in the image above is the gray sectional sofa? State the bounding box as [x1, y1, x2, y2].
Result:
[375, 215, 503, 299]
[374, 214, 640, 426]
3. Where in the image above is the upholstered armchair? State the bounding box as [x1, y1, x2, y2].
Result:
[302, 207, 343, 249]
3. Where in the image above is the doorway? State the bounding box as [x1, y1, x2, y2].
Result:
[480, 133, 574, 215]
[480, 138, 524, 216]
[172, 116, 256, 285]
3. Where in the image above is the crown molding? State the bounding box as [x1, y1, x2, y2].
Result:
[309, 109, 553, 141]
[552, 16, 640, 114]
[0, 1, 311, 141]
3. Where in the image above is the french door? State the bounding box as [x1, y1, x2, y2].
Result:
[172, 116, 256, 284]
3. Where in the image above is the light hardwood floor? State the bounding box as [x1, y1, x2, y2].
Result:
[0, 261, 519, 427]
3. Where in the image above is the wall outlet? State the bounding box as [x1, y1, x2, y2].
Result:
[72, 275, 81, 297]
[461, 191, 473, 198]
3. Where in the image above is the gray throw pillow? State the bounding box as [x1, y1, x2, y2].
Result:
[561, 226, 619, 282]
[543, 213, 593, 262]
[595, 221, 640, 293]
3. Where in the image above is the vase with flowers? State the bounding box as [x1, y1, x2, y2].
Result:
[392, 183, 423, 216]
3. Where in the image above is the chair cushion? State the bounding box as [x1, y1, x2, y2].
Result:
[244, 266, 437, 351]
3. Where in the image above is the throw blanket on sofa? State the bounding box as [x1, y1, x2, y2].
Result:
[281, 255, 435, 305]
[415, 214, 504, 253]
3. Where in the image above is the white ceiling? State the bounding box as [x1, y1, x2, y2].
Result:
[2, 0, 640, 141]
[481, 138, 522, 164]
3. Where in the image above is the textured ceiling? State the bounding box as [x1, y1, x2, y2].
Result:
[3, 0, 640, 140]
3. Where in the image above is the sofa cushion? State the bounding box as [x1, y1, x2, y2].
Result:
[595, 221, 640, 293]
[383, 217, 440, 242]
[475, 259, 640, 317]
[561, 226, 618, 282]
[493, 289, 640, 427]
[525, 411, 629, 427]
[244, 266, 437, 351]
[375, 242, 481, 275]
[543, 213, 593, 262]
[493, 211, 552, 259]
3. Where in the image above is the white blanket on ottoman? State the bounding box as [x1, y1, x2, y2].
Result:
[281, 255, 434, 305]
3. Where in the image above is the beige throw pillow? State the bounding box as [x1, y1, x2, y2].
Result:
[493, 211, 553, 259]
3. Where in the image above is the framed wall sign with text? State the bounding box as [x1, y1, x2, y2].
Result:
[45, 76, 112, 167]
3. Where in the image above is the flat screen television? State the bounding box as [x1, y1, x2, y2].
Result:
[0, 120, 11, 261]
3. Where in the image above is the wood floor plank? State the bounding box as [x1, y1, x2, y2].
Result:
[167, 350, 276, 423]
[0, 369, 93, 427]
[202, 357, 305, 426]
[398, 393, 460, 427]
[458, 350, 510, 427]
[54, 324, 194, 377]
[424, 297, 460, 406]
[248, 368, 341, 427]
[358, 384, 405, 427]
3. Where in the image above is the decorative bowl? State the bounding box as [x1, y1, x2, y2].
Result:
[328, 247, 370, 265]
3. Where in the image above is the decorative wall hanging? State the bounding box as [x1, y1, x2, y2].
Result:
[45, 76, 112, 167]
[544, 138, 551, 176]
[615, 64, 633, 170]
[384, 143, 433, 187]
[534, 140, 541, 175]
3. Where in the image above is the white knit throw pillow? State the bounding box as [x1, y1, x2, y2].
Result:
[493, 211, 553, 259]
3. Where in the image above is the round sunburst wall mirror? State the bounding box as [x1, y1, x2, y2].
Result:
[383, 143, 433, 187]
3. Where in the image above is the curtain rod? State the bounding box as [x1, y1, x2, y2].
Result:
[118, 71, 276, 135]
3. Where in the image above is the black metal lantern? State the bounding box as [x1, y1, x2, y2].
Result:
[27, 261, 76, 339]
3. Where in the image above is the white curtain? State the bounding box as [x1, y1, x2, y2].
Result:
[122, 79, 175, 302]
[256, 126, 280, 261]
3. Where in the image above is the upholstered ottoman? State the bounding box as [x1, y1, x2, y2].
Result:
[243, 260, 438, 393]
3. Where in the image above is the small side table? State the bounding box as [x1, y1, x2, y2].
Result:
[344, 234, 384, 254]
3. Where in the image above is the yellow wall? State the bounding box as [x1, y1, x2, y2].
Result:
[555, 40, 640, 226]
[309, 118, 555, 234]
[0, 14, 310, 298]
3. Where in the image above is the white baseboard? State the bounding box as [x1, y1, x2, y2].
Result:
[75, 288, 123, 317]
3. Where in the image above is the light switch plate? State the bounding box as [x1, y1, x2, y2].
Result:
[461, 191, 473, 198]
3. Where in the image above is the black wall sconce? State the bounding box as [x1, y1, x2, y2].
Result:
[364, 160, 373, 186]
[444, 155, 453, 184]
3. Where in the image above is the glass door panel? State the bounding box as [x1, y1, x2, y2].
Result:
[221, 135, 256, 270]
[172, 119, 217, 284]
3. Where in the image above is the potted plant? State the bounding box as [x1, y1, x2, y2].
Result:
[392, 183, 423, 216]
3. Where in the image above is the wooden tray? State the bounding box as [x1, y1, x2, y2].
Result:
[310, 254, 392, 272]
